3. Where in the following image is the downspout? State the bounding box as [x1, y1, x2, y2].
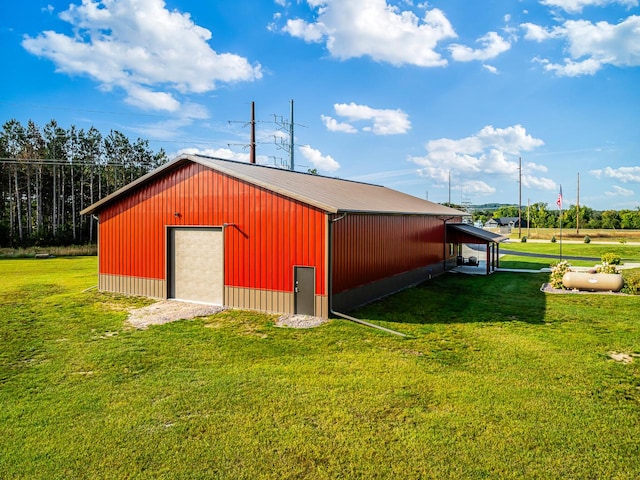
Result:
[328, 212, 408, 338]
[331, 309, 408, 338]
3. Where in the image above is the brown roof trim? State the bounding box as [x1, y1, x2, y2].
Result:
[447, 223, 507, 243]
[193, 155, 340, 213]
[81, 154, 467, 217]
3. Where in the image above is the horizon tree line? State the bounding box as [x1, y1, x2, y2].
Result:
[470, 204, 640, 230]
[3, 117, 639, 248]
[0, 118, 168, 247]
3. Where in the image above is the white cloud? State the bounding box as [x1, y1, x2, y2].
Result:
[449, 31, 511, 62]
[331, 103, 411, 135]
[522, 174, 557, 190]
[282, 0, 457, 67]
[321, 115, 358, 133]
[523, 16, 640, 76]
[521, 23, 561, 42]
[283, 18, 328, 42]
[526, 162, 548, 173]
[411, 125, 553, 195]
[461, 180, 496, 195]
[483, 64, 499, 74]
[299, 145, 341, 172]
[22, 0, 262, 111]
[536, 57, 603, 76]
[177, 147, 250, 162]
[539, 0, 638, 14]
[130, 103, 209, 140]
[591, 166, 640, 183]
[605, 185, 635, 196]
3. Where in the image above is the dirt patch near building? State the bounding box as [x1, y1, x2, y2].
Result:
[275, 314, 329, 329]
[127, 300, 225, 329]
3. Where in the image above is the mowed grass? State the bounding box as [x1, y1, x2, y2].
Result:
[501, 241, 640, 261]
[1, 258, 640, 479]
[498, 241, 640, 271]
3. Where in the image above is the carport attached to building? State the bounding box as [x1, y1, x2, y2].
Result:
[446, 223, 506, 275]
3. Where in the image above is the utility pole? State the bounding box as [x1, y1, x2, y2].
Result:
[289, 100, 294, 170]
[272, 99, 304, 170]
[228, 101, 266, 161]
[250, 101, 256, 164]
[518, 157, 522, 239]
[576, 172, 580, 235]
[527, 197, 531, 237]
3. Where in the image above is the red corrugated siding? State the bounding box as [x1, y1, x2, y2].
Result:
[332, 214, 447, 294]
[98, 162, 326, 295]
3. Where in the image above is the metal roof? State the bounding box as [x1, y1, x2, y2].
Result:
[81, 154, 466, 217]
[447, 223, 507, 243]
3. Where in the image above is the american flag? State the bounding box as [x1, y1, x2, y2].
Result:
[556, 185, 563, 209]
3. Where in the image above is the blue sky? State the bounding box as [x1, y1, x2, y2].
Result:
[1, 0, 639, 210]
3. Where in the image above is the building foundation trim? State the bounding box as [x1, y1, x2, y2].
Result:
[99, 274, 166, 299]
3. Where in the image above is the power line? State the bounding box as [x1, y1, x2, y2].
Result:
[0, 158, 147, 167]
[0, 102, 258, 152]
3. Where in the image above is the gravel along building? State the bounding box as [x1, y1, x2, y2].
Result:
[81, 154, 467, 318]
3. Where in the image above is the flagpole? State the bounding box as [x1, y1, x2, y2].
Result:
[559, 206, 563, 261]
[557, 185, 563, 261]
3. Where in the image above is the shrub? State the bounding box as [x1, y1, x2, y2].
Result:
[601, 253, 621, 265]
[596, 263, 619, 274]
[549, 260, 571, 289]
[622, 271, 640, 295]
[619, 238, 627, 244]
[521, 236, 527, 243]
[551, 235, 557, 243]
[584, 235, 591, 244]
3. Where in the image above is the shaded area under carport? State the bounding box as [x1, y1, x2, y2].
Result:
[446, 223, 507, 275]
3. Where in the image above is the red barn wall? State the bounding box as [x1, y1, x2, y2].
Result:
[330, 213, 458, 311]
[97, 162, 328, 316]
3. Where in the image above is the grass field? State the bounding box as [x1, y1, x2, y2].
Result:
[498, 241, 640, 271]
[503, 228, 640, 242]
[0, 244, 97, 258]
[1, 257, 640, 478]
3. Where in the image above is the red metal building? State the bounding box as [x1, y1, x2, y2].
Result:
[81, 154, 465, 317]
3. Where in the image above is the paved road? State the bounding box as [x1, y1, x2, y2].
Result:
[464, 243, 600, 261]
[499, 249, 600, 262]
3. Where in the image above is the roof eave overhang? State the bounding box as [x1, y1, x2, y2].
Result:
[81, 154, 344, 216]
[335, 209, 465, 216]
[80, 155, 192, 216]
[447, 223, 508, 243]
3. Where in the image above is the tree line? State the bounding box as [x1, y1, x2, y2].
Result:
[0, 119, 168, 247]
[473, 204, 640, 230]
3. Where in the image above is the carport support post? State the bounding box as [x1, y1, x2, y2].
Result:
[496, 243, 500, 269]
[486, 244, 491, 275]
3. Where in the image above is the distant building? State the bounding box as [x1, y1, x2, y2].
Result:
[484, 217, 527, 233]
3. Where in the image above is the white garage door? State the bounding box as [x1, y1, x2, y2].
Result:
[169, 227, 223, 304]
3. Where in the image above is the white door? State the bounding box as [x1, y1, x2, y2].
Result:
[169, 227, 223, 304]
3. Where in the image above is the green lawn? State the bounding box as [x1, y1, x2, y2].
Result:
[497, 241, 640, 271]
[1, 258, 639, 479]
[501, 241, 640, 261]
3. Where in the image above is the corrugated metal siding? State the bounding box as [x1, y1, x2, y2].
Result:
[99, 274, 165, 299]
[332, 214, 451, 294]
[98, 162, 327, 297]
